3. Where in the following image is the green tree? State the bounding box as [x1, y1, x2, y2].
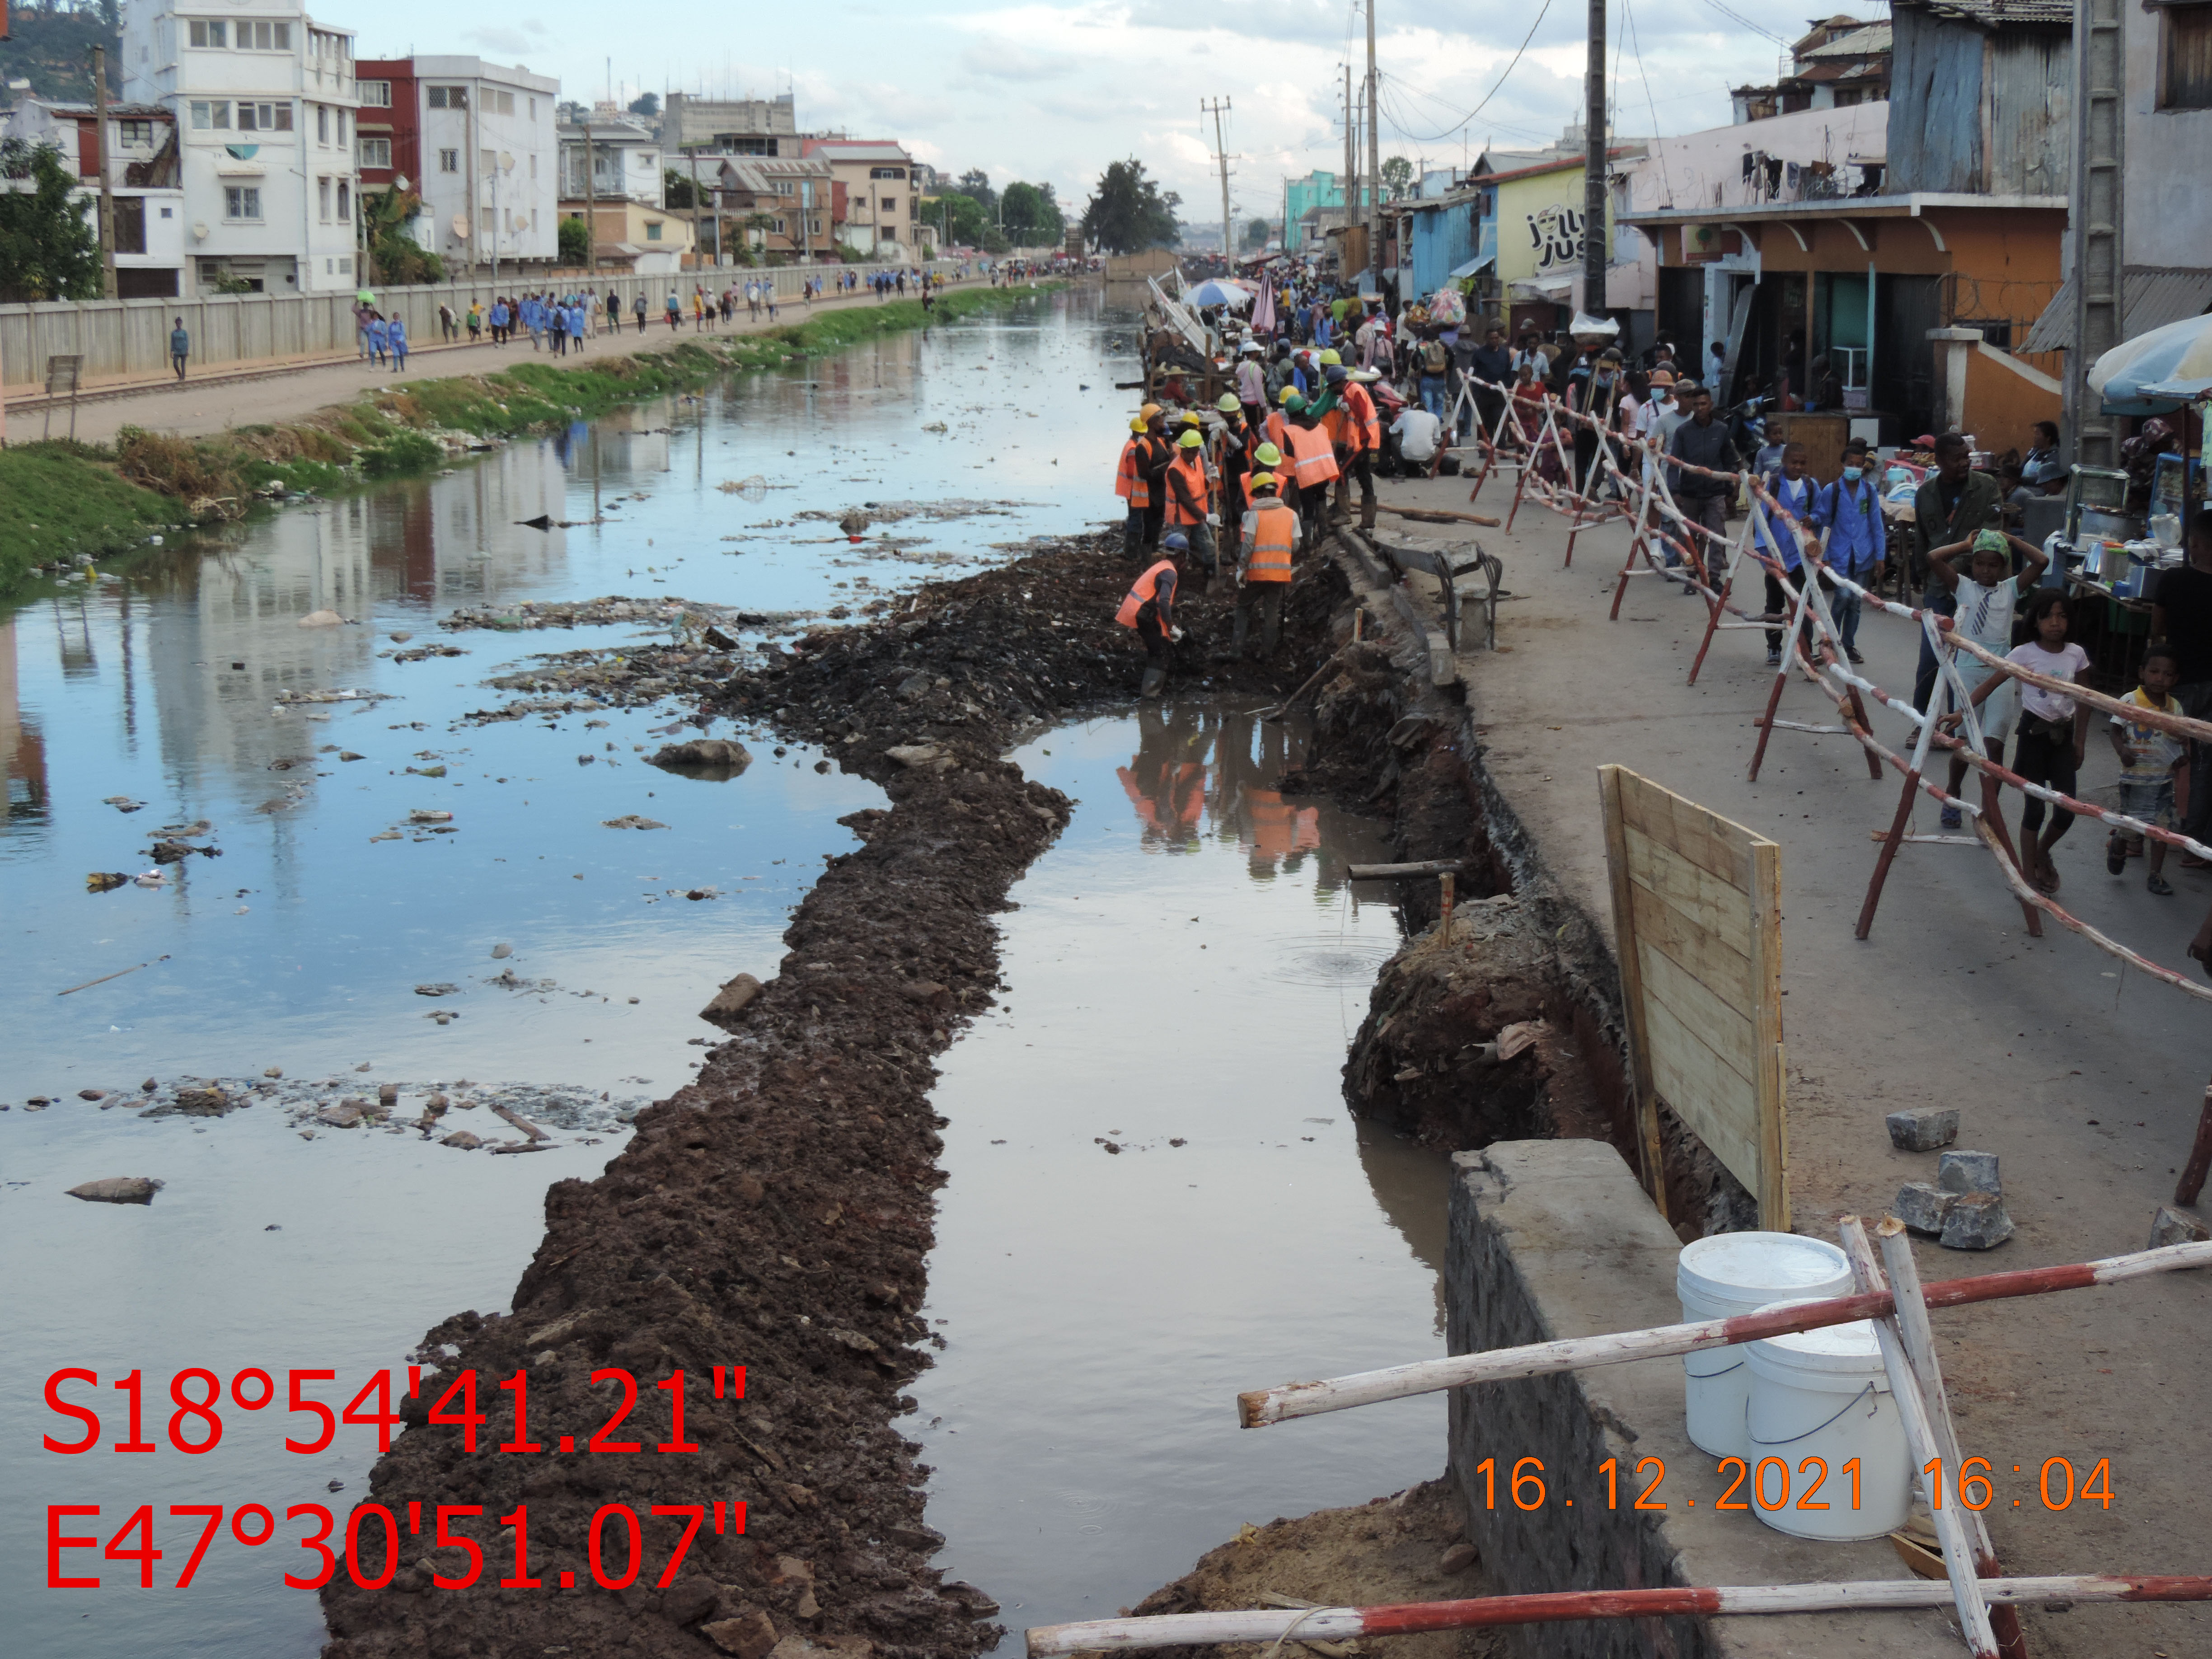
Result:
[999, 180, 1063, 246]
[628, 91, 661, 118]
[558, 213, 590, 267]
[663, 168, 696, 209]
[1381, 155, 1415, 201]
[929, 190, 991, 249]
[951, 168, 997, 217]
[0, 137, 101, 301]
[1079, 159, 1181, 255]
[360, 185, 444, 285]
[1242, 216, 1270, 251]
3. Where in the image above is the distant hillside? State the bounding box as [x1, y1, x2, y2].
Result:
[1, 6, 124, 108]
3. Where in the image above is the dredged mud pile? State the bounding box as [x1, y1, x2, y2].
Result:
[322, 530, 1345, 1659]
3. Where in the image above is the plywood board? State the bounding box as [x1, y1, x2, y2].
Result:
[1600, 765, 1789, 1228]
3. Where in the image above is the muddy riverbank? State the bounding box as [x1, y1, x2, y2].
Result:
[322, 533, 1354, 1658]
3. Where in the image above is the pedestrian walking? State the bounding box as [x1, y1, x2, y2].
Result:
[389, 315, 409, 370]
[1954, 587, 2089, 894]
[633, 294, 647, 333]
[2107, 643, 2186, 894]
[368, 313, 389, 366]
[467, 302, 483, 342]
[169, 316, 190, 379]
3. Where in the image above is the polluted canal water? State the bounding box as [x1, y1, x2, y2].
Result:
[1, 288, 1449, 1654]
[911, 705, 1450, 1641]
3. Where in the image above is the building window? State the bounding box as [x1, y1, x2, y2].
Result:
[316, 105, 329, 143]
[358, 80, 391, 108]
[646, 221, 663, 240]
[116, 119, 157, 148]
[428, 85, 468, 109]
[869, 166, 905, 180]
[439, 148, 459, 173]
[880, 196, 897, 212]
[359, 137, 391, 168]
[337, 182, 349, 220]
[319, 177, 331, 218]
[225, 19, 288, 50]
[491, 89, 516, 116]
[529, 153, 537, 177]
[337, 109, 349, 145]
[480, 207, 495, 233]
[187, 19, 226, 47]
[479, 147, 495, 174]
[339, 256, 352, 274]
[236, 103, 293, 133]
[224, 185, 262, 220]
[189, 101, 228, 130]
[2162, 5, 2212, 108]
[528, 97, 537, 120]
[771, 217, 785, 234]
[113, 196, 146, 254]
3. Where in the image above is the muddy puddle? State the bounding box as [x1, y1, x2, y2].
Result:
[910, 703, 1451, 1644]
[0, 287, 1138, 1656]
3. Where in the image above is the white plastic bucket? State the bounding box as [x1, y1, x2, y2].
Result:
[1676, 1233, 1853, 1458]
[1743, 1301, 1912, 1541]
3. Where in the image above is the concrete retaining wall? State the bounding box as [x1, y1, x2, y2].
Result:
[0, 261, 960, 390]
[1447, 1139, 1958, 1659]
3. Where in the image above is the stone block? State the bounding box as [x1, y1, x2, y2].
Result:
[702, 1611, 778, 1659]
[701, 972, 764, 1029]
[2148, 1205, 2210, 1249]
[1894, 1181, 1956, 1234]
[1937, 1149, 2001, 1195]
[1940, 1190, 2015, 1251]
[1885, 1106, 1959, 1153]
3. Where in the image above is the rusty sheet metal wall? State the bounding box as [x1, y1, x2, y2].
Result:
[1989, 30, 2073, 197]
[1889, 8, 1985, 193]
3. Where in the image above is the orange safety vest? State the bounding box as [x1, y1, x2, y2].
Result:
[1164, 449, 1209, 525]
[1115, 559, 1177, 628]
[1245, 499, 1296, 582]
[1115, 438, 1141, 502]
[1264, 409, 1289, 455]
[1343, 382, 1381, 453]
[1286, 422, 1339, 487]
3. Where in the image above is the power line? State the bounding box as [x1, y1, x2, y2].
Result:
[1692, 0, 1791, 48]
[1372, 0, 1558, 144]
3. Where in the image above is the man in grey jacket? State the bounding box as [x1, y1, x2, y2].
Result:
[1665, 386, 1742, 589]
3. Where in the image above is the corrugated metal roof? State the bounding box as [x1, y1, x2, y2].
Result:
[1801, 23, 1893, 55]
[2022, 268, 2212, 354]
[1893, 0, 2072, 24]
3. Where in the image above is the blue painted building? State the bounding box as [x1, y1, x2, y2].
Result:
[1405, 184, 1494, 305]
[1283, 171, 1342, 253]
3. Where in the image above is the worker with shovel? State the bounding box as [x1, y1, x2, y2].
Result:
[1116, 533, 1188, 699]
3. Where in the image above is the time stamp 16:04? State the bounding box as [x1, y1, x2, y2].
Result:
[38, 1364, 750, 1593]
[1465, 1453, 2115, 1515]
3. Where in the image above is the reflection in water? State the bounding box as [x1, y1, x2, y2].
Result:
[1, 615, 48, 830]
[915, 707, 1447, 1647]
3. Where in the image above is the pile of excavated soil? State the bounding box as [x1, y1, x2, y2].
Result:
[323, 531, 1345, 1659]
[1102, 1477, 1502, 1659]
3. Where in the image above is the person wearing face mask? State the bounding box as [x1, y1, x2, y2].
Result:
[1814, 439, 1887, 663]
[1570, 349, 1623, 497]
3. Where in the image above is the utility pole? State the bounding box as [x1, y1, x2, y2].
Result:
[1202, 97, 1233, 260]
[1582, 0, 1607, 317]
[89, 44, 117, 298]
[1342, 66, 1356, 278]
[2068, 0, 2123, 466]
[687, 147, 704, 272]
[1364, 0, 1380, 291]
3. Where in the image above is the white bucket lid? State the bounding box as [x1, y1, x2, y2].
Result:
[1677, 1232, 1853, 1317]
[1745, 1296, 1890, 1381]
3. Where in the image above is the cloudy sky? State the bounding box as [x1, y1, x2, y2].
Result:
[357, 0, 1831, 228]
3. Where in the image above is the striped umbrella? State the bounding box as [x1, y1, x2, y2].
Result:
[2089, 312, 2212, 412]
[1251, 279, 1275, 337]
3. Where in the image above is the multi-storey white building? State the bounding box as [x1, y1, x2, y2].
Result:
[356, 55, 558, 275]
[118, 0, 363, 295]
[2, 98, 188, 296]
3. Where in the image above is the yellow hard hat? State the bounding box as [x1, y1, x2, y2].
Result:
[1179, 410, 1203, 426]
[1139, 402, 1163, 421]
[1129, 415, 1148, 433]
[1276, 385, 1298, 405]
[1254, 442, 1284, 467]
[1250, 472, 1280, 492]
[1216, 392, 1241, 412]
[1318, 348, 1342, 366]
[1177, 429, 1204, 449]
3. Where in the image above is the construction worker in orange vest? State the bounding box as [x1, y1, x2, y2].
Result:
[1162, 426, 1217, 576]
[1231, 470, 1299, 660]
[1115, 531, 1187, 699]
[1115, 414, 1152, 559]
[1264, 387, 1293, 464]
[1281, 392, 1340, 542]
[1326, 363, 1381, 532]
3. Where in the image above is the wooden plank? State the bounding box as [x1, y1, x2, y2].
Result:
[1615, 768, 1754, 888]
[1646, 994, 1766, 1192]
[1622, 822, 1753, 958]
[1599, 766, 1668, 1218]
[1748, 835, 1790, 1228]
[1627, 881, 1755, 1016]
[1639, 946, 1757, 1084]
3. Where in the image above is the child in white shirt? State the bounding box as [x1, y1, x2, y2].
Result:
[1929, 529, 2048, 827]
[2106, 643, 2185, 894]
[1961, 588, 2089, 894]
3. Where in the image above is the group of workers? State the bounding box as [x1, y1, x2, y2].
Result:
[1110, 342, 1388, 697]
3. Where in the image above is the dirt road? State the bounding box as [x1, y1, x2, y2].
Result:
[1364, 462, 2209, 1657]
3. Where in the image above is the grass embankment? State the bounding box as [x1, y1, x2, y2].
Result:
[0, 279, 1065, 592]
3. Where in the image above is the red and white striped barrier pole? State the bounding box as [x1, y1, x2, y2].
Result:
[1235, 1238, 2210, 1428]
[1025, 1575, 2212, 1654]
